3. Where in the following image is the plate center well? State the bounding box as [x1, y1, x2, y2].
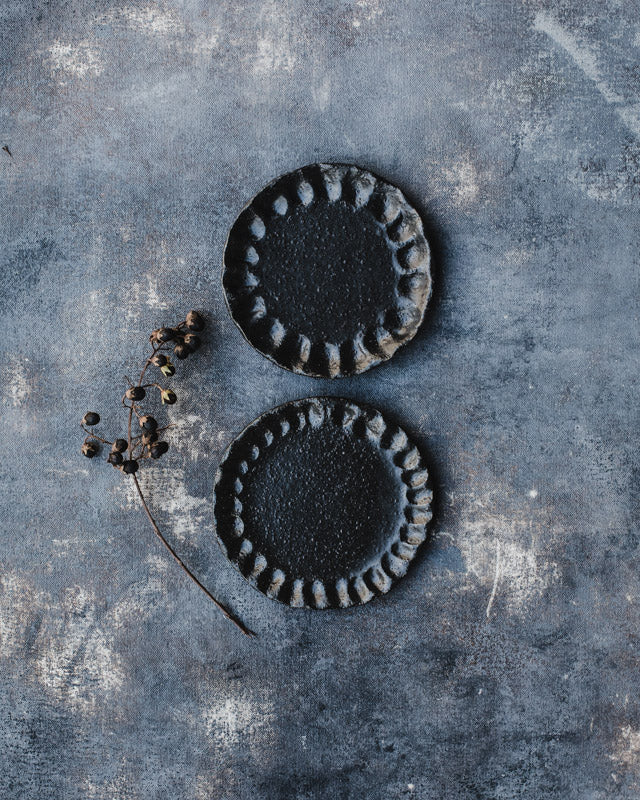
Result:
[240, 423, 404, 582]
[255, 199, 397, 342]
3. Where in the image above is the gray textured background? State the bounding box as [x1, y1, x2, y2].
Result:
[2, 1, 640, 797]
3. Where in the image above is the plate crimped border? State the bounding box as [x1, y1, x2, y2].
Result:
[213, 397, 433, 609]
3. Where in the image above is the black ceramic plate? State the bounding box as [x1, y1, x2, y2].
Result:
[222, 164, 432, 377]
[214, 397, 432, 608]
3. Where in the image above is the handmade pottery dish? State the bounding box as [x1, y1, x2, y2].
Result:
[222, 164, 432, 377]
[214, 397, 432, 608]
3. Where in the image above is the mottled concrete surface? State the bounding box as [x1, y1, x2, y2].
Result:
[1, 1, 640, 797]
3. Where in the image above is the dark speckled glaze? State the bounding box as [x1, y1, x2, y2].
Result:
[214, 397, 433, 608]
[222, 164, 432, 377]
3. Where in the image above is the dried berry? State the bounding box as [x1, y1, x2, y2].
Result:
[125, 386, 146, 401]
[161, 388, 177, 405]
[112, 438, 128, 453]
[157, 327, 176, 342]
[141, 430, 158, 445]
[174, 343, 189, 360]
[161, 363, 176, 377]
[139, 415, 158, 431]
[183, 334, 201, 352]
[150, 441, 169, 459]
[107, 451, 123, 466]
[81, 441, 99, 458]
[122, 459, 139, 474]
[151, 353, 168, 367]
[82, 412, 100, 426]
[186, 310, 205, 332]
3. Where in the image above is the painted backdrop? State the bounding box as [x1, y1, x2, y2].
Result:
[1, 1, 639, 798]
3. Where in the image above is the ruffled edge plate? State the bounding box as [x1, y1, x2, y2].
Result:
[222, 163, 432, 378]
[213, 397, 433, 609]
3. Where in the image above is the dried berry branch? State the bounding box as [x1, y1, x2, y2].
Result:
[81, 311, 255, 638]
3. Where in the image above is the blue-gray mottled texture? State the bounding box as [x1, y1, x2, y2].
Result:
[1, 1, 639, 798]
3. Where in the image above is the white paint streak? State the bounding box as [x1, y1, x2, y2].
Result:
[254, 35, 297, 74]
[610, 726, 640, 768]
[120, 466, 208, 543]
[202, 695, 276, 747]
[485, 540, 501, 619]
[312, 76, 331, 112]
[100, 5, 185, 36]
[190, 30, 221, 58]
[534, 11, 640, 138]
[34, 586, 125, 714]
[0, 573, 46, 657]
[96, 6, 220, 61]
[534, 12, 622, 103]
[503, 246, 534, 267]
[0, 570, 172, 719]
[164, 411, 221, 461]
[249, 0, 299, 75]
[162, 481, 208, 541]
[2, 358, 30, 406]
[352, 0, 383, 28]
[124, 273, 169, 322]
[439, 154, 482, 208]
[47, 40, 103, 82]
[457, 490, 560, 614]
[82, 776, 131, 800]
[50, 467, 90, 478]
[145, 274, 169, 311]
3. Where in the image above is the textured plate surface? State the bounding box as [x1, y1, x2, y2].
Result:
[214, 397, 432, 609]
[222, 164, 432, 377]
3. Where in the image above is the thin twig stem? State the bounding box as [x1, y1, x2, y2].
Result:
[105, 323, 253, 636]
[80, 425, 112, 445]
[131, 473, 255, 637]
